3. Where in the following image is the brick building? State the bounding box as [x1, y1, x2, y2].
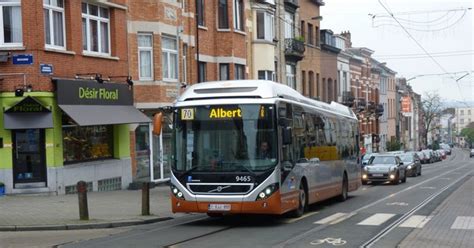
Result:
[0, 0, 149, 194]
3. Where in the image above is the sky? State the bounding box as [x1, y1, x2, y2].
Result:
[321, 0, 473, 104]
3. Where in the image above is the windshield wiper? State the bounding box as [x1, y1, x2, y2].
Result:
[182, 166, 199, 175]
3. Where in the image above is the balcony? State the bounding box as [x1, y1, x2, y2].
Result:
[355, 98, 366, 112]
[284, 0, 299, 8]
[376, 103, 384, 117]
[342, 91, 355, 107]
[284, 38, 305, 61]
[311, 0, 325, 6]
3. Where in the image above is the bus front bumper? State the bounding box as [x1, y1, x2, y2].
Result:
[171, 190, 284, 215]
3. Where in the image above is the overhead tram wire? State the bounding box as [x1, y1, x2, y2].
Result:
[376, 0, 468, 105]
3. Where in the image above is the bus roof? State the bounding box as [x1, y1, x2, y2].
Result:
[178, 80, 357, 119]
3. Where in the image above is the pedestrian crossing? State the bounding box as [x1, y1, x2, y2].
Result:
[311, 212, 474, 230]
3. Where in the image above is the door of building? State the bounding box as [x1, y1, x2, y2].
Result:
[12, 129, 47, 187]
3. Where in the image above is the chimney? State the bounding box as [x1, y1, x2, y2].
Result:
[340, 31, 352, 48]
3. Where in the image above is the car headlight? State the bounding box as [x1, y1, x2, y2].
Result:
[407, 165, 412, 170]
[256, 183, 279, 201]
[171, 184, 185, 200]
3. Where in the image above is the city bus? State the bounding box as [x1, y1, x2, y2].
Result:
[167, 80, 360, 217]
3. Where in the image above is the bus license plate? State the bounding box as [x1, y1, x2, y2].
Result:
[372, 174, 383, 177]
[208, 204, 231, 211]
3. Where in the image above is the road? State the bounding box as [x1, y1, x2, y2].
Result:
[3, 149, 473, 248]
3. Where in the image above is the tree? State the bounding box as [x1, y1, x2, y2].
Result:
[460, 122, 474, 148]
[421, 92, 443, 148]
[386, 140, 402, 151]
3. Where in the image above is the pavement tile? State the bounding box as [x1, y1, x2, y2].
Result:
[399, 175, 474, 248]
[0, 185, 185, 231]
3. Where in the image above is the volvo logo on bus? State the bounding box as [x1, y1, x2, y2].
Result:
[209, 185, 231, 193]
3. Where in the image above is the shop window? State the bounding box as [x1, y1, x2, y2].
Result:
[0, 0, 22, 46]
[44, 0, 65, 49]
[82, 2, 110, 55]
[62, 118, 113, 164]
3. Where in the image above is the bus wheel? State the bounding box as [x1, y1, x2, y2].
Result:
[338, 175, 348, 202]
[290, 183, 307, 218]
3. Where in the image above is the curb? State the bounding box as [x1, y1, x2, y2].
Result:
[0, 216, 173, 232]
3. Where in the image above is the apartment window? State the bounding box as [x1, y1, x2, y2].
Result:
[235, 64, 245, 79]
[460, 110, 464, 115]
[468, 110, 471, 115]
[182, 44, 188, 84]
[307, 23, 313, 45]
[0, 0, 22, 46]
[138, 34, 153, 80]
[218, 0, 228, 29]
[258, 70, 274, 81]
[315, 26, 320, 46]
[162, 36, 178, 81]
[300, 21, 305, 39]
[284, 11, 294, 39]
[197, 0, 205, 26]
[286, 64, 296, 89]
[256, 11, 274, 41]
[219, 63, 230, 80]
[309, 71, 314, 98]
[234, 0, 244, 31]
[460, 119, 464, 124]
[82, 3, 110, 54]
[44, 0, 65, 49]
[302, 71, 306, 95]
[198, 62, 206, 83]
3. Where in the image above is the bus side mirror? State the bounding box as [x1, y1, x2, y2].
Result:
[152, 112, 163, 136]
[282, 127, 292, 145]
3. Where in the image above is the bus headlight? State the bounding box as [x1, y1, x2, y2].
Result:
[256, 183, 279, 201]
[171, 184, 185, 200]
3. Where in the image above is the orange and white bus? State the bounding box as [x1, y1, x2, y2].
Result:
[169, 80, 360, 217]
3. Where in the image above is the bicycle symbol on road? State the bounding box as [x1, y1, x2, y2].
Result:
[310, 237, 347, 246]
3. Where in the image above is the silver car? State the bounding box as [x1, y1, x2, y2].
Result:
[362, 155, 407, 185]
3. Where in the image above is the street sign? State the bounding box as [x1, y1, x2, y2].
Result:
[12, 54, 33, 65]
[40, 64, 53, 74]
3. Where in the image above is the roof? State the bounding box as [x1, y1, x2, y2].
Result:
[177, 80, 357, 119]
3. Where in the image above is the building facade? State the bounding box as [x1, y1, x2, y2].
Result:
[299, 0, 323, 98]
[0, 0, 150, 194]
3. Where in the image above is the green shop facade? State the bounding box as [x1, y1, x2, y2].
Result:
[0, 79, 150, 194]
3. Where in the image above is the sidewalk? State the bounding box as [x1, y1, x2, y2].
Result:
[399, 174, 474, 248]
[0, 185, 185, 231]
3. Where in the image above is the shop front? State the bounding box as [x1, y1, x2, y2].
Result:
[0, 79, 150, 194]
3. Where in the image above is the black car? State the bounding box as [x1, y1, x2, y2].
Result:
[399, 152, 422, 177]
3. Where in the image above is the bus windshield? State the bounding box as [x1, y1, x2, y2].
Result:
[173, 104, 277, 173]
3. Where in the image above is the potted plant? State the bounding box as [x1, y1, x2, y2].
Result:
[0, 181, 5, 196]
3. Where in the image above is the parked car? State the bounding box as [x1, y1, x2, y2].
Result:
[437, 149, 447, 160]
[400, 152, 422, 177]
[417, 151, 427, 164]
[433, 150, 441, 162]
[362, 155, 407, 185]
[422, 149, 434, 163]
[441, 144, 452, 155]
[470, 149, 474, 158]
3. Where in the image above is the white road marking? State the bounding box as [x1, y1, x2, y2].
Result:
[399, 215, 432, 228]
[451, 216, 474, 230]
[284, 211, 319, 224]
[357, 213, 396, 226]
[314, 213, 350, 225]
[439, 177, 451, 180]
[420, 186, 436, 189]
[386, 202, 409, 206]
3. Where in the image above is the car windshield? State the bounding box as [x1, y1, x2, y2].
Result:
[173, 104, 278, 173]
[368, 156, 396, 165]
[400, 155, 413, 162]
